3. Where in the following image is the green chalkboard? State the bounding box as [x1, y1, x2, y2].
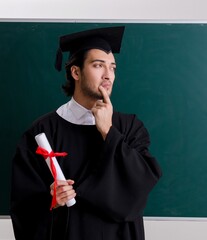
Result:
[1, 22, 207, 217]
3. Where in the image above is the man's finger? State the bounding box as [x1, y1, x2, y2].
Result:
[99, 85, 111, 104]
[67, 179, 75, 185]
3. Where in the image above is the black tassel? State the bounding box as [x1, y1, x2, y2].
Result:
[54, 47, 63, 71]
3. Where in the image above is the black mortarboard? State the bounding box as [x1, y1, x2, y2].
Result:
[55, 26, 125, 71]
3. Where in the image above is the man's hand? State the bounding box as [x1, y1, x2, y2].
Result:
[91, 86, 113, 140]
[50, 179, 76, 207]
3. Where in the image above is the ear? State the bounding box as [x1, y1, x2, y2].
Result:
[71, 66, 80, 81]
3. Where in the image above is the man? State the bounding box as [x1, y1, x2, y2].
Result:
[10, 26, 161, 240]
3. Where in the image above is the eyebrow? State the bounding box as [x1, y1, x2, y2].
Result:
[91, 59, 116, 65]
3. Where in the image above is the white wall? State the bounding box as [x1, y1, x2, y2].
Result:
[1, 0, 207, 239]
[0, 0, 207, 21]
[144, 218, 207, 240]
[2, 217, 207, 240]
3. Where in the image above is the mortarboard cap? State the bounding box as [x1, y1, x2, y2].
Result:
[55, 26, 125, 71]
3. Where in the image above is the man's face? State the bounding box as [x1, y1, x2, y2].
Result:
[78, 49, 116, 100]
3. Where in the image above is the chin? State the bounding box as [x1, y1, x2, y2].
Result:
[106, 90, 112, 97]
[83, 88, 111, 100]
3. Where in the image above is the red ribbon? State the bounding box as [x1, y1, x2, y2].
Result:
[36, 146, 68, 210]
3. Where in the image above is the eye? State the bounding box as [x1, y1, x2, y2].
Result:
[93, 63, 102, 68]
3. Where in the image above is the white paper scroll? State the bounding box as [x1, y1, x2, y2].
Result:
[35, 132, 76, 207]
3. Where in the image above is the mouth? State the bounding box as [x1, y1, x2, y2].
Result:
[101, 82, 112, 90]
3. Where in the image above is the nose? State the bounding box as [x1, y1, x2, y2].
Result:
[103, 66, 114, 81]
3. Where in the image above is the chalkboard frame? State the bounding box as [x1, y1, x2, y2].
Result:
[1, 22, 207, 217]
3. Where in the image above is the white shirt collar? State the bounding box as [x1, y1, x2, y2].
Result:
[56, 97, 95, 125]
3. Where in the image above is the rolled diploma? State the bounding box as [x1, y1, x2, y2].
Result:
[35, 132, 76, 207]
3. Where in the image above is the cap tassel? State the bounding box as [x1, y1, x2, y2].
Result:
[55, 48, 63, 71]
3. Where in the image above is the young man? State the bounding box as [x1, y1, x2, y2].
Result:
[10, 26, 161, 240]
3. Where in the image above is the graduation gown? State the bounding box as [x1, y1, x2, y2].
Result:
[10, 111, 161, 240]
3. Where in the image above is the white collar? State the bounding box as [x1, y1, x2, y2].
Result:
[69, 97, 91, 120]
[56, 97, 95, 125]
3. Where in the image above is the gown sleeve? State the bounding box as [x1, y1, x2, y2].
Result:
[76, 113, 162, 222]
[10, 131, 53, 240]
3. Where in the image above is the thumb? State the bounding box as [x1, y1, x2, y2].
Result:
[67, 179, 75, 185]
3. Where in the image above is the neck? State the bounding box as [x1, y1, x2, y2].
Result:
[73, 94, 97, 110]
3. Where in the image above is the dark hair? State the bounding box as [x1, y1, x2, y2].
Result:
[62, 50, 89, 96]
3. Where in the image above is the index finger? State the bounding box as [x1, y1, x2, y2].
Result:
[50, 180, 68, 190]
[99, 86, 111, 104]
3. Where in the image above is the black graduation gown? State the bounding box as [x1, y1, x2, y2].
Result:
[10, 111, 161, 240]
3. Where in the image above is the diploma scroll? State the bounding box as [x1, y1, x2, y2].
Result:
[35, 132, 76, 207]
